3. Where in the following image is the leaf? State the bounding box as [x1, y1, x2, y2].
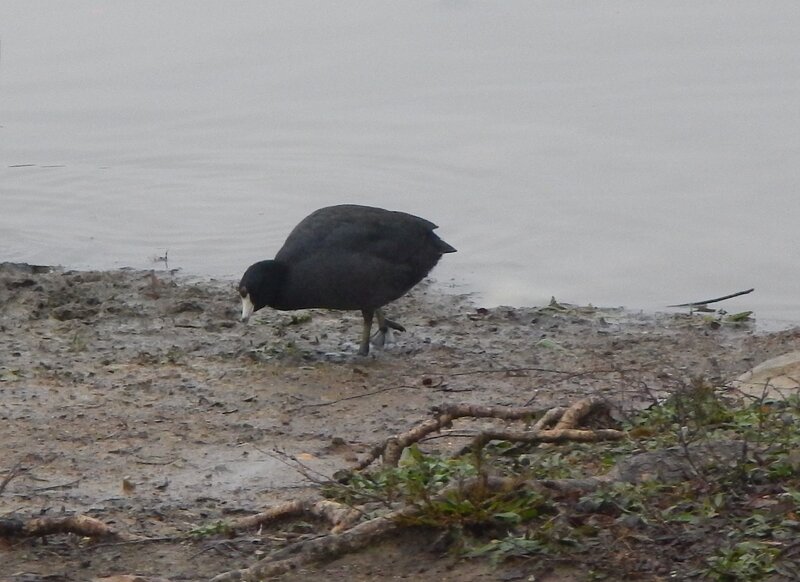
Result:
[535, 338, 565, 351]
[493, 511, 522, 524]
[725, 311, 753, 323]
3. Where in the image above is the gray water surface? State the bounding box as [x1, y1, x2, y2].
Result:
[2, 1, 799, 323]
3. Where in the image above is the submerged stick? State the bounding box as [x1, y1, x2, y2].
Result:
[668, 288, 754, 308]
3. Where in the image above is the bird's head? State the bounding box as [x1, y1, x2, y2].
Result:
[239, 284, 256, 323]
[238, 260, 286, 322]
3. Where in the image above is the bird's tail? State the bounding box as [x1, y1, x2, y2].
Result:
[438, 240, 457, 254]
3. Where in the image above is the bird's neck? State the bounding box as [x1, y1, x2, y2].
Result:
[255, 261, 290, 310]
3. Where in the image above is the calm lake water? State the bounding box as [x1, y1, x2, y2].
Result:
[2, 2, 799, 324]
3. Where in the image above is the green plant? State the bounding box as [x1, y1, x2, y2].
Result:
[465, 534, 545, 565]
[702, 541, 778, 581]
[331, 446, 549, 528]
[289, 313, 312, 325]
[188, 520, 233, 539]
[326, 388, 800, 579]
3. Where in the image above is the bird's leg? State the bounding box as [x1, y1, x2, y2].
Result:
[383, 316, 406, 332]
[359, 309, 374, 356]
[372, 309, 406, 348]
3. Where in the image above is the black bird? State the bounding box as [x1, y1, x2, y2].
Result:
[239, 204, 456, 355]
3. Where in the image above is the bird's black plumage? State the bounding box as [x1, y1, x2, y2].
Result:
[239, 204, 456, 355]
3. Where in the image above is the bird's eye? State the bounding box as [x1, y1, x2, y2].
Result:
[239, 286, 248, 298]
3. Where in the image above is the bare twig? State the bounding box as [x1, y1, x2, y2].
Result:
[209, 476, 522, 582]
[89, 535, 182, 549]
[287, 384, 410, 412]
[32, 478, 81, 492]
[227, 499, 361, 535]
[668, 288, 754, 308]
[434, 403, 546, 420]
[251, 446, 333, 486]
[354, 398, 613, 470]
[471, 427, 624, 451]
[0, 461, 24, 496]
[448, 366, 631, 377]
[449, 366, 576, 377]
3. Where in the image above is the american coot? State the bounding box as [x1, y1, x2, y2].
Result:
[239, 204, 456, 356]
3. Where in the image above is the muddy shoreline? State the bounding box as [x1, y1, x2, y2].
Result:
[1, 263, 799, 581]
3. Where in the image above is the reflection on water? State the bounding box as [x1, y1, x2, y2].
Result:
[1, 1, 799, 323]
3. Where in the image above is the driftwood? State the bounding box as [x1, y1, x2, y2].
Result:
[210, 437, 751, 581]
[209, 398, 627, 581]
[209, 475, 522, 582]
[470, 427, 624, 451]
[532, 406, 568, 430]
[227, 499, 361, 535]
[0, 514, 116, 539]
[0, 398, 624, 581]
[355, 397, 620, 469]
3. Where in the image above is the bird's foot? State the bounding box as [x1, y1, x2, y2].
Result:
[383, 318, 406, 332]
[371, 325, 405, 349]
[370, 329, 390, 348]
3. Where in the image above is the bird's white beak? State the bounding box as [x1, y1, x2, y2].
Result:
[241, 294, 254, 322]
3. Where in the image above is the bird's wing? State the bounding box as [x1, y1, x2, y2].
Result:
[275, 206, 440, 264]
[282, 249, 417, 309]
